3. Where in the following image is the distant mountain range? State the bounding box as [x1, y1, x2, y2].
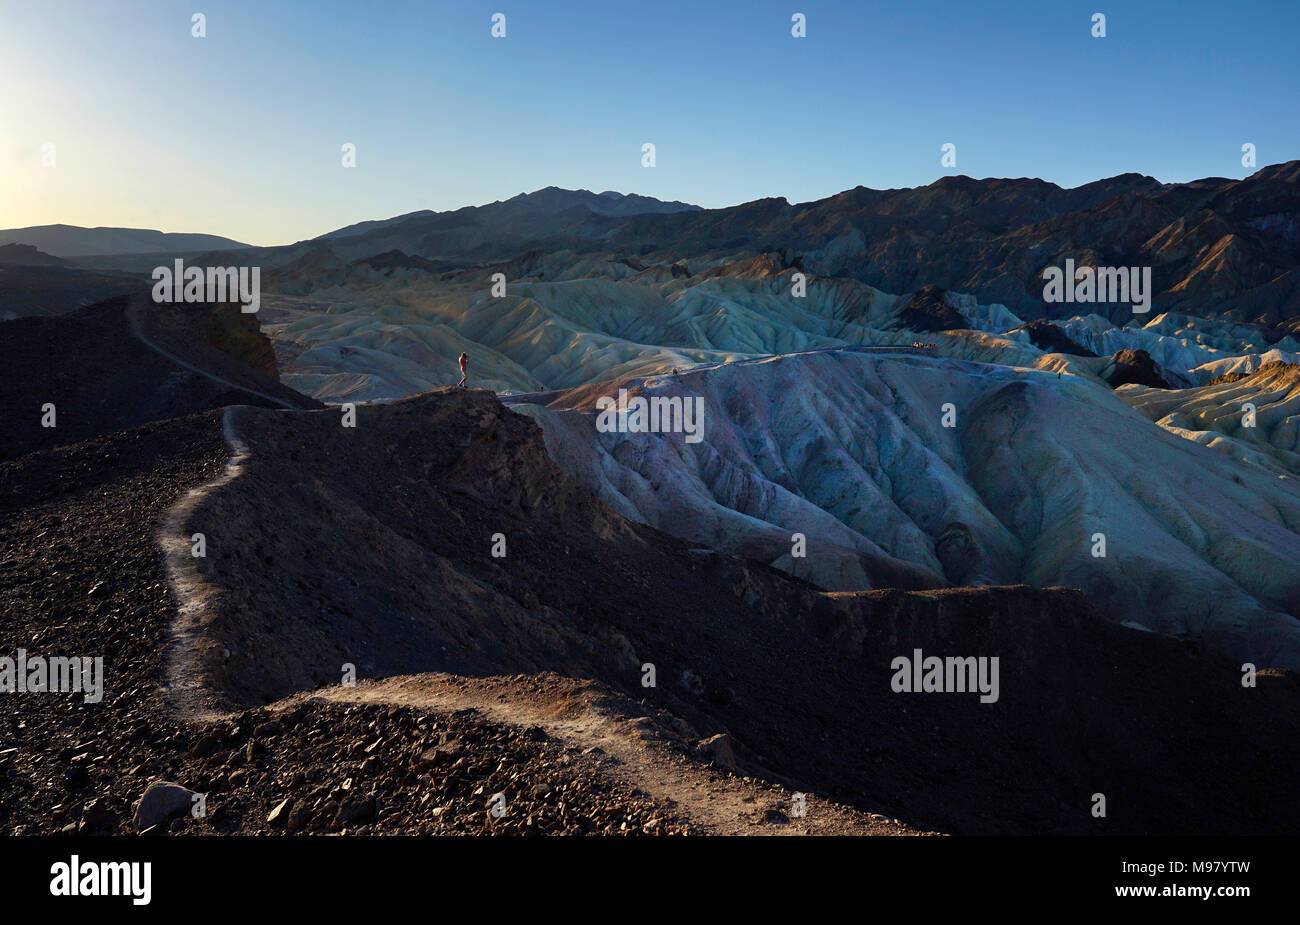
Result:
[9, 164, 1300, 330]
[218, 164, 1300, 331]
[0, 224, 248, 258]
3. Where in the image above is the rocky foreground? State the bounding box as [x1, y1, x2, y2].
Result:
[0, 415, 695, 836]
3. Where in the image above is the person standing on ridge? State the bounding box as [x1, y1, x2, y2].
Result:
[458, 352, 468, 389]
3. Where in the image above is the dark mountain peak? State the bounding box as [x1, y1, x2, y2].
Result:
[1102, 348, 1172, 389]
[929, 173, 984, 188]
[1072, 172, 1162, 196]
[506, 187, 702, 216]
[514, 185, 570, 198]
[402, 187, 704, 227]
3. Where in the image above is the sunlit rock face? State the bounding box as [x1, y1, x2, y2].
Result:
[1119, 361, 1300, 477]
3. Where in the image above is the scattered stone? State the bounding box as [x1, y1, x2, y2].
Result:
[332, 793, 376, 831]
[267, 798, 293, 828]
[695, 734, 738, 771]
[190, 733, 221, 758]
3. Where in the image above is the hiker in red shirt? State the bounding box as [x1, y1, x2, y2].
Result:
[458, 352, 468, 389]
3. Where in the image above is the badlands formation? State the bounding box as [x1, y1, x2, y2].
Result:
[249, 223, 1300, 673]
[509, 351, 1300, 671]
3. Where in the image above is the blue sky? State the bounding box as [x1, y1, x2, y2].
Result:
[2, 0, 1296, 245]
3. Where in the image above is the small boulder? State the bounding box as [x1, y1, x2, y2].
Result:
[286, 803, 312, 834]
[133, 781, 197, 832]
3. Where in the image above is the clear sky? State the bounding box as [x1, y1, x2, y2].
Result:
[2, 0, 1296, 246]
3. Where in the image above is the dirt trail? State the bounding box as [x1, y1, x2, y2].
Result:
[160, 405, 252, 722]
[297, 673, 928, 836]
[125, 298, 303, 719]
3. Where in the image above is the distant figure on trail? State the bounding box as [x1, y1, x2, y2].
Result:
[458, 352, 468, 389]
